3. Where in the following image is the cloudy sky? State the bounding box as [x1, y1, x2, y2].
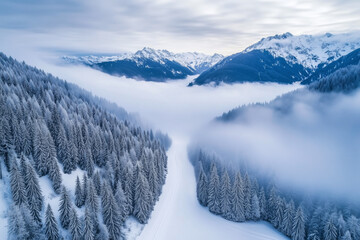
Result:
[1, 0, 360, 55]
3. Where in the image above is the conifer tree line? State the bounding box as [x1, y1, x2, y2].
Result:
[193, 150, 360, 240]
[0, 53, 168, 239]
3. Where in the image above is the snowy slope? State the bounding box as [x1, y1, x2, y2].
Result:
[63, 47, 224, 73]
[244, 32, 360, 69]
[138, 136, 289, 240]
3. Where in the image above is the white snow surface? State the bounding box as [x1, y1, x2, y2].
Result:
[244, 32, 360, 69]
[63, 47, 224, 72]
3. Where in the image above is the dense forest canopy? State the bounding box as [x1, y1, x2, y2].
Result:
[0, 52, 169, 239]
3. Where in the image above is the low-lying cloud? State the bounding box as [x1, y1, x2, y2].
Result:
[192, 89, 360, 203]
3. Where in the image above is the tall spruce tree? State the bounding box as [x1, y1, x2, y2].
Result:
[196, 163, 208, 206]
[292, 207, 306, 240]
[45, 205, 60, 240]
[59, 187, 72, 229]
[75, 176, 83, 208]
[24, 163, 43, 225]
[208, 163, 220, 214]
[101, 183, 122, 240]
[219, 170, 232, 219]
[230, 172, 245, 222]
[83, 206, 95, 240]
[133, 170, 153, 224]
[10, 163, 26, 206]
[70, 208, 82, 240]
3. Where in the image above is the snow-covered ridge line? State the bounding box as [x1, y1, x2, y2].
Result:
[63, 47, 224, 72]
[244, 32, 360, 69]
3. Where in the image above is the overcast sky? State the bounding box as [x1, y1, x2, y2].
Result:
[1, 0, 360, 55]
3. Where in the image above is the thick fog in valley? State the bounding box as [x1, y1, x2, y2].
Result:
[192, 88, 360, 204]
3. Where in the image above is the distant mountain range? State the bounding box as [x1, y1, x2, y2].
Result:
[190, 32, 360, 86]
[64, 33, 360, 85]
[63, 47, 224, 81]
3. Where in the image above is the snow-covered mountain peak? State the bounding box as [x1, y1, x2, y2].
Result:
[244, 32, 360, 69]
[63, 48, 224, 73]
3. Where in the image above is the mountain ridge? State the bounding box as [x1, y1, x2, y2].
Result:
[63, 47, 224, 81]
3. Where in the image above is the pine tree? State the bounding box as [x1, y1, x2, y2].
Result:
[10, 163, 26, 206]
[24, 163, 43, 225]
[45, 204, 60, 240]
[208, 164, 220, 214]
[274, 197, 285, 229]
[75, 176, 83, 208]
[115, 182, 128, 223]
[324, 214, 338, 240]
[83, 206, 94, 240]
[347, 216, 360, 240]
[258, 187, 266, 219]
[101, 183, 122, 239]
[82, 174, 88, 204]
[70, 208, 82, 240]
[251, 193, 261, 221]
[282, 200, 295, 237]
[133, 171, 153, 224]
[59, 187, 72, 229]
[243, 172, 252, 220]
[268, 186, 278, 223]
[230, 172, 245, 222]
[196, 163, 208, 206]
[86, 179, 99, 214]
[93, 171, 102, 196]
[292, 207, 306, 240]
[219, 170, 232, 219]
[48, 158, 62, 194]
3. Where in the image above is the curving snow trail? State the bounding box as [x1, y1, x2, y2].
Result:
[138, 134, 289, 240]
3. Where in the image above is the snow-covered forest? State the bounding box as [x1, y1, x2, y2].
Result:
[191, 150, 360, 240]
[0, 52, 168, 239]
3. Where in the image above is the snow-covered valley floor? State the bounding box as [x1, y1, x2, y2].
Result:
[139, 135, 288, 240]
[12, 59, 301, 239]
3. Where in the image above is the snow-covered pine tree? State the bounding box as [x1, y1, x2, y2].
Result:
[75, 176, 83, 208]
[196, 162, 208, 206]
[292, 206, 306, 240]
[133, 170, 153, 224]
[59, 187, 72, 229]
[251, 193, 261, 221]
[230, 172, 245, 222]
[258, 187, 267, 219]
[93, 171, 102, 196]
[282, 200, 295, 237]
[274, 197, 285, 229]
[347, 216, 360, 240]
[10, 162, 26, 206]
[24, 162, 43, 225]
[243, 172, 252, 220]
[70, 208, 82, 240]
[324, 214, 338, 240]
[45, 204, 60, 240]
[48, 157, 62, 194]
[115, 181, 128, 222]
[83, 206, 94, 240]
[219, 169, 232, 219]
[101, 183, 122, 239]
[208, 163, 221, 214]
[82, 173, 88, 204]
[86, 179, 99, 214]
